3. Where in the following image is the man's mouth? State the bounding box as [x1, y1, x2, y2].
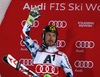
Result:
[49, 40, 53, 43]
[48, 40, 54, 45]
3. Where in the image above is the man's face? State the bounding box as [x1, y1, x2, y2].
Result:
[45, 32, 56, 46]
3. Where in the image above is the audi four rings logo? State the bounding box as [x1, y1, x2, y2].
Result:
[75, 41, 95, 48]
[57, 40, 66, 47]
[21, 20, 39, 28]
[48, 20, 67, 28]
[74, 60, 94, 68]
[35, 64, 59, 75]
[19, 58, 34, 66]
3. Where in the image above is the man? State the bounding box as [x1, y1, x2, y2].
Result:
[21, 7, 73, 77]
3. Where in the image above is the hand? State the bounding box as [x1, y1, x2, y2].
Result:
[29, 7, 41, 20]
[27, 7, 41, 25]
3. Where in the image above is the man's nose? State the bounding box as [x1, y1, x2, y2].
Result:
[50, 36, 53, 40]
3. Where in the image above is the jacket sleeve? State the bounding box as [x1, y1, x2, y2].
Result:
[60, 53, 73, 77]
[21, 21, 39, 60]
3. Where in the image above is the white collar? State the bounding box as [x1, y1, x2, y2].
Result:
[45, 46, 58, 52]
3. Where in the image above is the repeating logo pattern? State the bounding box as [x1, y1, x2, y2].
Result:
[48, 20, 67, 28]
[75, 41, 95, 48]
[74, 60, 94, 68]
[19, 58, 34, 66]
[57, 40, 66, 47]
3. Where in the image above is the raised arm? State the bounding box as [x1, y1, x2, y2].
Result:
[21, 7, 41, 59]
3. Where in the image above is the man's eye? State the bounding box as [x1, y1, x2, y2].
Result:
[48, 34, 50, 36]
[53, 35, 56, 37]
